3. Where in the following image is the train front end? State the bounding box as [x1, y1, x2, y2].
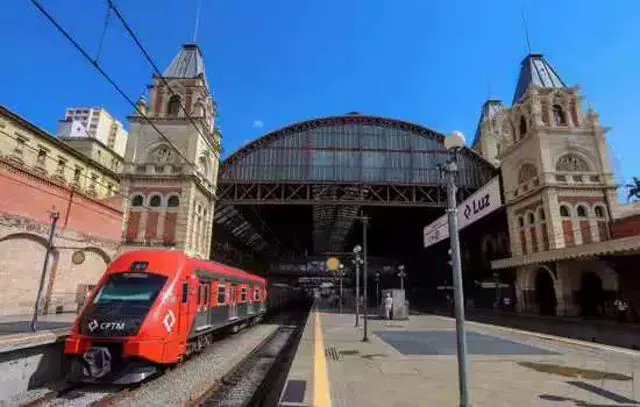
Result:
[65, 251, 185, 385]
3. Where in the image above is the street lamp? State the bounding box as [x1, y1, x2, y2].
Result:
[443, 130, 470, 407]
[398, 265, 406, 291]
[375, 272, 380, 309]
[339, 263, 345, 314]
[31, 209, 60, 332]
[353, 245, 363, 327]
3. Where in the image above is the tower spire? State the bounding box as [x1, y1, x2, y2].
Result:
[192, 0, 203, 43]
[522, 6, 532, 54]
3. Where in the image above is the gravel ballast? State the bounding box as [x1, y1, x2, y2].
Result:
[114, 324, 279, 407]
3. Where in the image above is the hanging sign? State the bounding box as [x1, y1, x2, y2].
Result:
[423, 177, 502, 249]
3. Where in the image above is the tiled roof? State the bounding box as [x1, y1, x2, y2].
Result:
[163, 43, 209, 89]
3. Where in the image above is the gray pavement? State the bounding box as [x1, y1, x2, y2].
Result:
[283, 308, 640, 406]
[0, 313, 74, 336]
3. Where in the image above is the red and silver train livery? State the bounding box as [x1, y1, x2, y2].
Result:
[65, 250, 267, 384]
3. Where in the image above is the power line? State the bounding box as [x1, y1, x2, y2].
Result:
[0, 128, 188, 235]
[106, 0, 221, 158]
[30, 0, 203, 178]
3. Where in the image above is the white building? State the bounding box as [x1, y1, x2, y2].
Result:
[56, 107, 128, 157]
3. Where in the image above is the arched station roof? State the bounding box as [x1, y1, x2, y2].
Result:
[213, 114, 498, 265]
[220, 114, 495, 189]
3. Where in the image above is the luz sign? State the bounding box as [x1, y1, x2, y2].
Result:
[423, 177, 502, 248]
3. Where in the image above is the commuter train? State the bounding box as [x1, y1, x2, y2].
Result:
[65, 250, 282, 384]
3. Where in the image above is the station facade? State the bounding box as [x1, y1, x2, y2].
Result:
[473, 54, 640, 317]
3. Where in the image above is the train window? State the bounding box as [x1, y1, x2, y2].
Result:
[217, 286, 226, 304]
[197, 284, 202, 305]
[241, 287, 247, 302]
[204, 284, 210, 305]
[93, 272, 167, 306]
[181, 281, 188, 303]
[254, 287, 260, 301]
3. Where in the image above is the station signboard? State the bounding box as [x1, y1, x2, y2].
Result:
[423, 176, 502, 249]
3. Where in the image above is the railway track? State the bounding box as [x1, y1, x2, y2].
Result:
[192, 309, 307, 407]
[19, 307, 309, 407]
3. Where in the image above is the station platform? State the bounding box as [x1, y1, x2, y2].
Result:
[0, 313, 72, 353]
[280, 307, 640, 406]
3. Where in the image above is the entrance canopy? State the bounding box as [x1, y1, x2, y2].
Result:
[491, 235, 640, 269]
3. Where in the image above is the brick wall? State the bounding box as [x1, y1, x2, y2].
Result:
[613, 214, 640, 239]
[0, 159, 122, 241]
[0, 160, 121, 315]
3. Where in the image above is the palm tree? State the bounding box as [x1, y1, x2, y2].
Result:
[626, 177, 640, 202]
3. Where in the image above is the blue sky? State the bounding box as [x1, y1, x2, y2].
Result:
[1, 1, 639, 190]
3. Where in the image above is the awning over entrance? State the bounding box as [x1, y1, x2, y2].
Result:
[491, 235, 640, 269]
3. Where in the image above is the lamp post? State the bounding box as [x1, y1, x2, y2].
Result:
[398, 265, 406, 291]
[31, 209, 60, 332]
[443, 130, 470, 407]
[493, 272, 501, 311]
[353, 245, 362, 327]
[362, 214, 369, 342]
[375, 272, 380, 308]
[339, 263, 345, 314]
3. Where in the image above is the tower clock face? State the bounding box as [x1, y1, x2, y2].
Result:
[153, 146, 174, 162]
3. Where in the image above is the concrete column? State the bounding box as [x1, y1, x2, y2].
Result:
[507, 208, 522, 256]
[157, 210, 166, 243]
[544, 188, 564, 249]
[137, 211, 148, 241]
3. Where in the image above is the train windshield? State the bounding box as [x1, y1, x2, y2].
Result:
[93, 272, 167, 305]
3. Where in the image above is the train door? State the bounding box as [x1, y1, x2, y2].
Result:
[178, 279, 191, 343]
[229, 284, 238, 319]
[195, 280, 210, 330]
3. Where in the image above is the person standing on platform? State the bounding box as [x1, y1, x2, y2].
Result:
[384, 292, 393, 320]
[615, 295, 629, 323]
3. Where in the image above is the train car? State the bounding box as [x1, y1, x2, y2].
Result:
[64, 249, 267, 384]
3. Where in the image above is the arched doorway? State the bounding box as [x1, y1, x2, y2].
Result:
[579, 272, 605, 318]
[535, 269, 557, 316]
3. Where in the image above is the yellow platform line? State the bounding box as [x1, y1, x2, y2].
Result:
[313, 311, 332, 407]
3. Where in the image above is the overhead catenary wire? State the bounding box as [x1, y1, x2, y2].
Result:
[0, 129, 196, 248]
[106, 0, 221, 157]
[30, 0, 204, 179]
[29, 1, 288, 256]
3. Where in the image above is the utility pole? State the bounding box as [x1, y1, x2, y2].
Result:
[31, 209, 59, 332]
[362, 213, 370, 342]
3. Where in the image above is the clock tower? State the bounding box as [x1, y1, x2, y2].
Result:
[120, 43, 220, 259]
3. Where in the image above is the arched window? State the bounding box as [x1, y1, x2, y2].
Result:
[560, 205, 570, 217]
[527, 212, 535, 225]
[519, 116, 527, 137]
[149, 194, 162, 207]
[553, 105, 566, 126]
[576, 205, 588, 217]
[518, 216, 525, 227]
[167, 195, 180, 207]
[167, 95, 181, 116]
[538, 207, 546, 221]
[594, 205, 605, 218]
[132, 195, 144, 207]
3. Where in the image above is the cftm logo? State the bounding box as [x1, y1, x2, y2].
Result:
[88, 319, 126, 332]
[463, 193, 491, 220]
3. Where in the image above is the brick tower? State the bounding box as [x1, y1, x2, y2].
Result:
[120, 43, 220, 259]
